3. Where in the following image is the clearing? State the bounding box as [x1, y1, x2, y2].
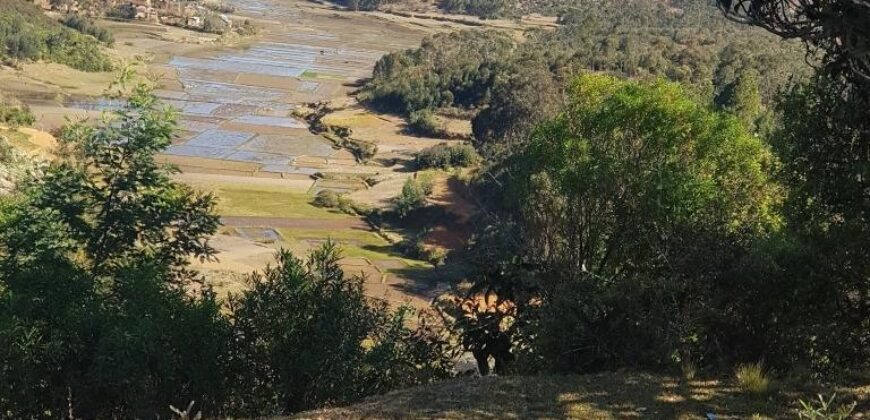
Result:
[291, 373, 869, 419]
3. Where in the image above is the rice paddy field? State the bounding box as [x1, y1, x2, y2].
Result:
[4, 0, 483, 307]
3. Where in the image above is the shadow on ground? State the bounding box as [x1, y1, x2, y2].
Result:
[291, 372, 870, 420]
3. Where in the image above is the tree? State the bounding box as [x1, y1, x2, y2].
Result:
[482, 74, 782, 372]
[717, 0, 870, 82]
[226, 243, 453, 416]
[509, 74, 780, 277]
[471, 59, 563, 158]
[717, 68, 763, 128]
[719, 0, 870, 374]
[0, 84, 229, 418]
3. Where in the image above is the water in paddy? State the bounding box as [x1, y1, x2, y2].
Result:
[68, 0, 422, 175]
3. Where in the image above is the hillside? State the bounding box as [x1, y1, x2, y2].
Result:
[0, 0, 112, 71]
[293, 373, 869, 419]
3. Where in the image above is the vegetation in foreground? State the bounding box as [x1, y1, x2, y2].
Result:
[0, 86, 451, 418]
[0, 0, 867, 418]
[0, 0, 113, 71]
[293, 373, 868, 419]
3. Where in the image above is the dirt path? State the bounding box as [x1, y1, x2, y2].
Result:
[221, 215, 370, 230]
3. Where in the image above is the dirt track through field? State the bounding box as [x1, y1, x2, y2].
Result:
[221, 215, 370, 230]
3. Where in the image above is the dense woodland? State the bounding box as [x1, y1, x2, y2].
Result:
[361, 0, 807, 156]
[0, 0, 867, 418]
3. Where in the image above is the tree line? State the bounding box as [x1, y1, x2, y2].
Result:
[360, 0, 808, 154]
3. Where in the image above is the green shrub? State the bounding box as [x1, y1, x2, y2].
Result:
[61, 14, 114, 45]
[798, 394, 857, 420]
[312, 190, 368, 215]
[735, 363, 771, 395]
[393, 175, 434, 218]
[226, 244, 453, 415]
[416, 143, 480, 169]
[312, 189, 343, 208]
[440, 0, 510, 18]
[202, 1, 236, 13]
[0, 103, 35, 127]
[408, 109, 444, 137]
[0, 85, 228, 418]
[399, 233, 448, 266]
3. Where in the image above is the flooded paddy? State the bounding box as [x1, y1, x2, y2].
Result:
[46, 0, 450, 305]
[60, 0, 426, 180]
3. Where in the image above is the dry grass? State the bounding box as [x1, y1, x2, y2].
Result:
[290, 373, 869, 420]
[736, 363, 772, 395]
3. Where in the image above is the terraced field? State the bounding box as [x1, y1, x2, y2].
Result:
[10, 0, 477, 307]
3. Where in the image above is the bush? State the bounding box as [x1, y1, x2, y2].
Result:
[202, 1, 236, 13]
[61, 14, 114, 45]
[408, 109, 445, 137]
[735, 363, 771, 395]
[798, 394, 857, 420]
[440, 0, 510, 18]
[226, 244, 453, 415]
[393, 175, 434, 218]
[416, 143, 480, 169]
[0, 103, 35, 127]
[311, 189, 367, 215]
[399, 233, 448, 266]
[106, 3, 136, 19]
[312, 189, 343, 208]
[0, 85, 228, 418]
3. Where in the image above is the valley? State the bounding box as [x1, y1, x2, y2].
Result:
[3, 0, 491, 307]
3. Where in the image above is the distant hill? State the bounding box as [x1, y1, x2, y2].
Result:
[0, 0, 112, 71]
[289, 373, 869, 419]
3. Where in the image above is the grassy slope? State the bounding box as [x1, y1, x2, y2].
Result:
[291, 373, 869, 419]
[0, 0, 112, 72]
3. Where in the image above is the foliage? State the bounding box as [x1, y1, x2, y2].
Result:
[416, 143, 480, 169]
[0, 86, 456, 418]
[0, 103, 35, 127]
[735, 363, 771, 395]
[106, 3, 136, 19]
[473, 74, 783, 373]
[797, 394, 857, 420]
[360, 30, 516, 115]
[225, 243, 453, 415]
[203, 11, 233, 34]
[0, 0, 113, 71]
[364, 1, 807, 156]
[717, 0, 870, 84]
[440, 0, 511, 18]
[0, 84, 228, 418]
[61, 14, 113, 45]
[407, 109, 445, 137]
[715, 67, 764, 130]
[393, 175, 434, 218]
[311, 189, 366, 215]
[399, 232, 448, 266]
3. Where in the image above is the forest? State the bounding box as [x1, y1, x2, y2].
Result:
[0, 0, 867, 418]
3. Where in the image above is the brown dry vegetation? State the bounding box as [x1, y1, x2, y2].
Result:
[292, 373, 869, 420]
